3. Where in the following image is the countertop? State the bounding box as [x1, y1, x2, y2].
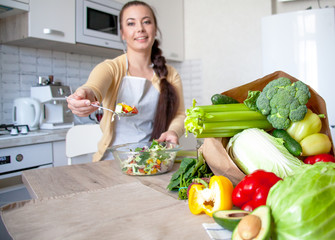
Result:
[1, 160, 214, 239]
[0, 128, 69, 149]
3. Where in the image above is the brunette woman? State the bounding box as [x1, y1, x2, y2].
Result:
[67, 1, 185, 161]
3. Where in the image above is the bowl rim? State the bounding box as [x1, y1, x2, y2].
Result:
[109, 141, 182, 153]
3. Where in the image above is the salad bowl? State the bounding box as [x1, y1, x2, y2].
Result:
[109, 141, 181, 176]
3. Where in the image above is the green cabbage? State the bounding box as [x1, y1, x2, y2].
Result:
[226, 128, 303, 178]
[267, 162, 335, 240]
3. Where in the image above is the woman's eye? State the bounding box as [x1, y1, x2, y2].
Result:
[127, 22, 135, 26]
[143, 20, 151, 25]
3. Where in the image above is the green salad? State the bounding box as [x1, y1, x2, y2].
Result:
[121, 140, 176, 175]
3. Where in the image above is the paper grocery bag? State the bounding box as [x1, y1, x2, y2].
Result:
[202, 71, 334, 186]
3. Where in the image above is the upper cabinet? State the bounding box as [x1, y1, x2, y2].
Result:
[146, 0, 184, 61]
[0, 0, 75, 44]
[28, 0, 75, 43]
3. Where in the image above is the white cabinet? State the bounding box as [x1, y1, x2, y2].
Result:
[0, 0, 75, 44]
[117, 0, 184, 61]
[28, 0, 75, 43]
[148, 0, 184, 61]
[52, 140, 67, 167]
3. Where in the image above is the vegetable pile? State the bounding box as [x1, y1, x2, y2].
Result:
[167, 75, 334, 240]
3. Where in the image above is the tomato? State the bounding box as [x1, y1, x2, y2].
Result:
[304, 153, 335, 165]
[131, 107, 138, 114]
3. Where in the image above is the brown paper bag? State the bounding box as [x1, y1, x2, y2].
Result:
[202, 71, 334, 186]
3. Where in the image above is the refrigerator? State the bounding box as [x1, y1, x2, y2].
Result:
[261, 8, 335, 139]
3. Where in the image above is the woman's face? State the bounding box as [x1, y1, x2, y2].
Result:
[120, 5, 157, 52]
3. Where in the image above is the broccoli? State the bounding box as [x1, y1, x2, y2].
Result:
[255, 77, 311, 129]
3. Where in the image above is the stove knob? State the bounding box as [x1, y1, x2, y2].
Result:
[16, 154, 23, 162]
[21, 126, 28, 135]
[10, 128, 19, 136]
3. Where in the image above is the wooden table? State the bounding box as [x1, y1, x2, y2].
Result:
[22, 160, 179, 200]
[7, 160, 215, 240]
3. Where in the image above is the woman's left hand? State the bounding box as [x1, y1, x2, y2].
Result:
[157, 130, 179, 144]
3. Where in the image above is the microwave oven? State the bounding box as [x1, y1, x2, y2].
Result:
[76, 0, 124, 50]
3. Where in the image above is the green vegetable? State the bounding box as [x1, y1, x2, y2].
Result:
[184, 99, 272, 138]
[211, 94, 239, 105]
[213, 210, 249, 231]
[272, 129, 302, 157]
[167, 152, 213, 200]
[252, 77, 311, 129]
[267, 162, 335, 240]
[226, 128, 303, 178]
[244, 90, 261, 111]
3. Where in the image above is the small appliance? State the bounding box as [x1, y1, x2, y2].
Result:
[13, 98, 41, 131]
[76, 0, 123, 50]
[31, 84, 74, 129]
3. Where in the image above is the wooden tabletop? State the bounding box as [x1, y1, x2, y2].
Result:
[16, 160, 215, 239]
[22, 160, 180, 199]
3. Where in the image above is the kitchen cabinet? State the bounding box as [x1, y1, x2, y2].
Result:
[117, 0, 184, 61]
[147, 0, 184, 61]
[52, 140, 67, 167]
[0, 0, 75, 44]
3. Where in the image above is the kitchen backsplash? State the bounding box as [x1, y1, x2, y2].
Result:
[0, 44, 202, 124]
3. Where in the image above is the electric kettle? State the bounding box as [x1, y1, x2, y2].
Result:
[13, 98, 41, 130]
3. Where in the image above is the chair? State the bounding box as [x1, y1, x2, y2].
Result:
[66, 124, 103, 165]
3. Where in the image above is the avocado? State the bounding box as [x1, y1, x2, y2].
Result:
[232, 205, 271, 240]
[213, 210, 249, 231]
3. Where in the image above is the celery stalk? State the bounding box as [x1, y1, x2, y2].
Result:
[184, 99, 273, 138]
[203, 120, 272, 131]
[194, 103, 250, 112]
[197, 130, 242, 138]
[203, 111, 266, 122]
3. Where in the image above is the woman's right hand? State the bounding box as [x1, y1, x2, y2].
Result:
[67, 88, 100, 117]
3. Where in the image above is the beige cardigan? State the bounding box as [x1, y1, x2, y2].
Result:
[80, 54, 186, 162]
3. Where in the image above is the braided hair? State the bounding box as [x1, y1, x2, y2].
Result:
[120, 1, 179, 140]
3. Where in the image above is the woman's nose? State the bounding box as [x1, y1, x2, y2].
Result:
[137, 23, 145, 32]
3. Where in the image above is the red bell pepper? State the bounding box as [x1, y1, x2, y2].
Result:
[232, 169, 282, 212]
[304, 153, 335, 165]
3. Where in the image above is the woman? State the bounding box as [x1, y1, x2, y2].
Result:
[67, 1, 185, 162]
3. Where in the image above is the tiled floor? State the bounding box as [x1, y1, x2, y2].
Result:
[0, 185, 31, 240]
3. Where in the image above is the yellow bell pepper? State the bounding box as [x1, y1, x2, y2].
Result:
[300, 133, 332, 156]
[188, 176, 233, 217]
[286, 109, 323, 142]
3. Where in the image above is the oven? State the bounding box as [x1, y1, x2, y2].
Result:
[0, 124, 53, 207]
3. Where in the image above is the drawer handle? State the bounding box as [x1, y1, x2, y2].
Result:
[43, 28, 64, 36]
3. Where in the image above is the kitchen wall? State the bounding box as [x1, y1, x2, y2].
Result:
[0, 44, 202, 123]
[183, 0, 335, 104]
